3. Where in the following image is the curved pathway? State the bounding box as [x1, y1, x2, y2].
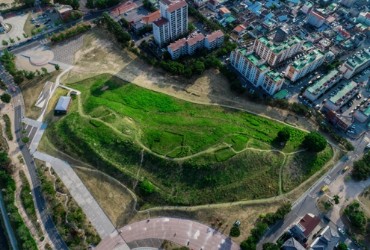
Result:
[96, 217, 239, 250]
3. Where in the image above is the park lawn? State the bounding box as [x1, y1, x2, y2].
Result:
[70, 74, 306, 156]
[44, 74, 333, 206]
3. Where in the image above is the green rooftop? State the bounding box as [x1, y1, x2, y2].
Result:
[258, 35, 302, 54]
[291, 49, 324, 70]
[345, 48, 370, 70]
[330, 81, 358, 104]
[307, 70, 339, 94]
[273, 89, 289, 99]
[266, 71, 283, 82]
[363, 105, 370, 117]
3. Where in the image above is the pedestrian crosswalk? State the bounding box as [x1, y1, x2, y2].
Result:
[39, 38, 49, 45]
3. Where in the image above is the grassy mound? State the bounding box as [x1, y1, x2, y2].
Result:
[45, 74, 331, 207]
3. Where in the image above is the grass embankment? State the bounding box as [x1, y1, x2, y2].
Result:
[35, 160, 100, 249]
[3, 114, 13, 140]
[282, 145, 333, 192]
[19, 170, 43, 239]
[44, 74, 332, 207]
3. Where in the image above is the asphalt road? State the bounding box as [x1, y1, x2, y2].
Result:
[14, 104, 68, 250]
[258, 135, 370, 248]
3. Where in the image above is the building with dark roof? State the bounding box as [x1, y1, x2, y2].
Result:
[290, 214, 321, 243]
[54, 96, 71, 115]
[309, 226, 340, 250]
[282, 237, 306, 250]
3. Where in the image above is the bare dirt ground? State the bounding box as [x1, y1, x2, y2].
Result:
[0, 0, 15, 10]
[63, 29, 316, 132]
[74, 167, 136, 228]
[129, 202, 283, 244]
[19, 72, 59, 120]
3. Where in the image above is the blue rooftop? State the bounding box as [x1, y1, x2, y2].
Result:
[55, 96, 71, 111]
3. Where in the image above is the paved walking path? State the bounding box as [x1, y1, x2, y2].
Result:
[96, 217, 239, 250]
[29, 122, 47, 154]
[33, 151, 116, 238]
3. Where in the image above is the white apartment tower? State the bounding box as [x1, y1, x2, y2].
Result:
[153, 0, 188, 46]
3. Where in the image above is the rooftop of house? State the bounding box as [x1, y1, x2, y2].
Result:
[310, 226, 340, 250]
[233, 24, 246, 33]
[55, 96, 71, 111]
[344, 47, 370, 70]
[206, 30, 224, 42]
[330, 81, 358, 104]
[141, 10, 160, 25]
[307, 70, 341, 95]
[290, 49, 325, 70]
[282, 237, 305, 250]
[168, 38, 187, 51]
[258, 35, 302, 54]
[187, 32, 205, 46]
[219, 7, 231, 15]
[297, 213, 321, 237]
[266, 70, 283, 82]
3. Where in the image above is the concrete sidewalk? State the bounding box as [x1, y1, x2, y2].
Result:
[33, 151, 116, 238]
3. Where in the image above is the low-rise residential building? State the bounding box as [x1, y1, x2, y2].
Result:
[253, 31, 303, 66]
[54, 96, 71, 115]
[324, 81, 359, 111]
[282, 238, 305, 250]
[207, 0, 219, 11]
[167, 31, 224, 59]
[300, 1, 313, 14]
[304, 70, 343, 101]
[354, 100, 370, 122]
[339, 48, 370, 79]
[285, 49, 326, 82]
[290, 214, 321, 244]
[55, 4, 73, 21]
[205, 30, 224, 49]
[307, 10, 325, 28]
[230, 48, 284, 95]
[309, 226, 340, 250]
[219, 7, 231, 17]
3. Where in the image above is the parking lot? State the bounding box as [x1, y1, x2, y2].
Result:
[26, 9, 62, 36]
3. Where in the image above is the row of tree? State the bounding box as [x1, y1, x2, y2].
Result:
[51, 23, 91, 43]
[86, 0, 120, 9]
[101, 12, 131, 45]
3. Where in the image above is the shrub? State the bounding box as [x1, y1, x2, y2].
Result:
[352, 151, 370, 180]
[302, 132, 327, 152]
[22, 137, 30, 144]
[3, 114, 13, 140]
[229, 225, 240, 237]
[139, 179, 155, 195]
[1, 93, 11, 103]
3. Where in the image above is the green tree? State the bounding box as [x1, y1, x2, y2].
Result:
[263, 242, 279, 250]
[277, 127, 290, 144]
[55, 64, 60, 71]
[188, 23, 196, 33]
[192, 60, 205, 75]
[303, 132, 327, 152]
[229, 225, 240, 237]
[41, 67, 48, 75]
[1, 93, 11, 103]
[240, 237, 257, 250]
[336, 243, 348, 250]
[86, 0, 94, 8]
[344, 202, 367, 231]
[71, 0, 79, 9]
[333, 195, 340, 204]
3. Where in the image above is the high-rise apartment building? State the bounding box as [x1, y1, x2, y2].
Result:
[230, 49, 284, 95]
[153, 0, 188, 46]
[253, 30, 303, 67]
